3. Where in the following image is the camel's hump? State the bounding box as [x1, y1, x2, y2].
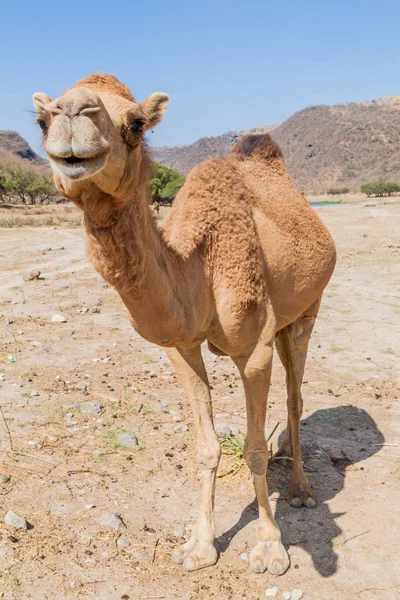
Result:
[232, 133, 283, 163]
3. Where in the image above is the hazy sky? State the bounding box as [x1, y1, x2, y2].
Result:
[2, 0, 400, 154]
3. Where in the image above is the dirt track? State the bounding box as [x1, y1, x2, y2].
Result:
[0, 202, 399, 599]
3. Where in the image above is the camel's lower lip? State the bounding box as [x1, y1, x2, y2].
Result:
[49, 152, 108, 181]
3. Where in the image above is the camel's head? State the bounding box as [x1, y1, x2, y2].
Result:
[33, 74, 168, 201]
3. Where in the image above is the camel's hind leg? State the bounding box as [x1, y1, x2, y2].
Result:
[275, 299, 320, 509]
[166, 346, 220, 572]
[234, 339, 290, 576]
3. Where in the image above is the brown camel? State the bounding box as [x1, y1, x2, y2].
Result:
[33, 74, 336, 576]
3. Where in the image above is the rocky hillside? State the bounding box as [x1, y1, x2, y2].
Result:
[153, 95, 400, 194]
[153, 125, 278, 176]
[0, 131, 47, 169]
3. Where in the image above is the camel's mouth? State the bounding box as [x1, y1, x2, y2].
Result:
[49, 151, 108, 181]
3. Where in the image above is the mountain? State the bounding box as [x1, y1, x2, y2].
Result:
[152, 95, 400, 194]
[0, 131, 47, 169]
[153, 125, 278, 177]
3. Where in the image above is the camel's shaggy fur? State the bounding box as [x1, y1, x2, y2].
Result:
[33, 74, 336, 576]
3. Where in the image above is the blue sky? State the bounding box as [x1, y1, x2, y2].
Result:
[1, 0, 400, 154]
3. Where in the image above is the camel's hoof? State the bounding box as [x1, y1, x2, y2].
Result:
[249, 541, 290, 576]
[172, 539, 217, 572]
[182, 541, 217, 572]
[288, 481, 316, 508]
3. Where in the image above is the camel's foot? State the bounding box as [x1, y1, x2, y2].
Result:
[288, 478, 316, 508]
[249, 540, 290, 576]
[172, 537, 217, 572]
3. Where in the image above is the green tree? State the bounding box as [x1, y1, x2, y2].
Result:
[151, 162, 185, 204]
[1, 164, 56, 204]
[360, 180, 400, 197]
[327, 187, 349, 196]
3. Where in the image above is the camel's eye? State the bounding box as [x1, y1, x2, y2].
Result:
[130, 120, 145, 135]
[38, 120, 48, 132]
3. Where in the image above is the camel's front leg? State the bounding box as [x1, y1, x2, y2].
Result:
[166, 346, 221, 571]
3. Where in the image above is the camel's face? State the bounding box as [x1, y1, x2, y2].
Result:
[33, 86, 168, 192]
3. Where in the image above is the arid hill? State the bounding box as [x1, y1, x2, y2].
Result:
[153, 95, 400, 194]
[153, 126, 278, 177]
[0, 130, 47, 170]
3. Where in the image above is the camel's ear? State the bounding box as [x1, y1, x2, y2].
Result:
[32, 92, 52, 114]
[140, 93, 169, 130]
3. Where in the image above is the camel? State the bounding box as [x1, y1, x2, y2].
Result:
[33, 74, 336, 576]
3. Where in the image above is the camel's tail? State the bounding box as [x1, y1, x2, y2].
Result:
[231, 133, 283, 164]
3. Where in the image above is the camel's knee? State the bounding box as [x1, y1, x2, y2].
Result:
[245, 449, 269, 476]
[294, 315, 316, 347]
[196, 437, 221, 469]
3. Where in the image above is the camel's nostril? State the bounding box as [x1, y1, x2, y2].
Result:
[65, 156, 82, 164]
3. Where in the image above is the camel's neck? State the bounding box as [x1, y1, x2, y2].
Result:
[81, 184, 207, 347]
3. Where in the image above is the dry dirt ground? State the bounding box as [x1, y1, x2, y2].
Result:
[0, 201, 399, 600]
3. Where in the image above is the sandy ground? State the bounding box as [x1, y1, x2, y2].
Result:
[0, 201, 399, 600]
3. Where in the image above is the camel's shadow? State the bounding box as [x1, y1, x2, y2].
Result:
[215, 405, 384, 577]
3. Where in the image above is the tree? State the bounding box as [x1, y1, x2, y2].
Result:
[151, 162, 185, 204]
[0, 173, 7, 201]
[0, 164, 57, 204]
[327, 187, 349, 196]
[360, 181, 400, 197]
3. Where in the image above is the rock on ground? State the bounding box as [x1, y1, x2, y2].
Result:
[4, 510, 29, 530]
[23, 270, 41, 282]
[75, 402, 103, 414]
[117, 432, 138, 447]
[215, 423, 233, 437]
[96, 512, 127, 531]
[291, 590, 304, 600]
[51, 314, 67, 323]
[265, 588, 279, 597]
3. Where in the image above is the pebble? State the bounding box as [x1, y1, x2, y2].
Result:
[155, 401, 169, 412]
[47, 436, 58, 442]
[266, 588, 279, 597]
[215, 423, 232, 437]
[240, 552, 248, 561]
[55, 375, 62, 381]
[75, 402, 103, 414]
[0, 373, 5, 382]
[117, 538, 130, 548]
[148, 371, 157, 378]
[29, 390, 40, 397]
[91, 307, 101, 313]
[96, 511, 127, 531]
[133, 552, 151, 560]
[52, 314, 67, 323]
[169, 409, 182, 422]
[4, 510, 29, 530]
[28, 440, 39, 446]
[5, 317, 13, 325]
[85, 504, 95, 510]
[174, 424, 188, 432]
[118, 432, 138, 447]
[23, 270, 41, 282]
[75, 381, 88, 392]
[0, 475, 11, 483]
[283, 593, 292, 600]
[291, 590, 303, 600]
